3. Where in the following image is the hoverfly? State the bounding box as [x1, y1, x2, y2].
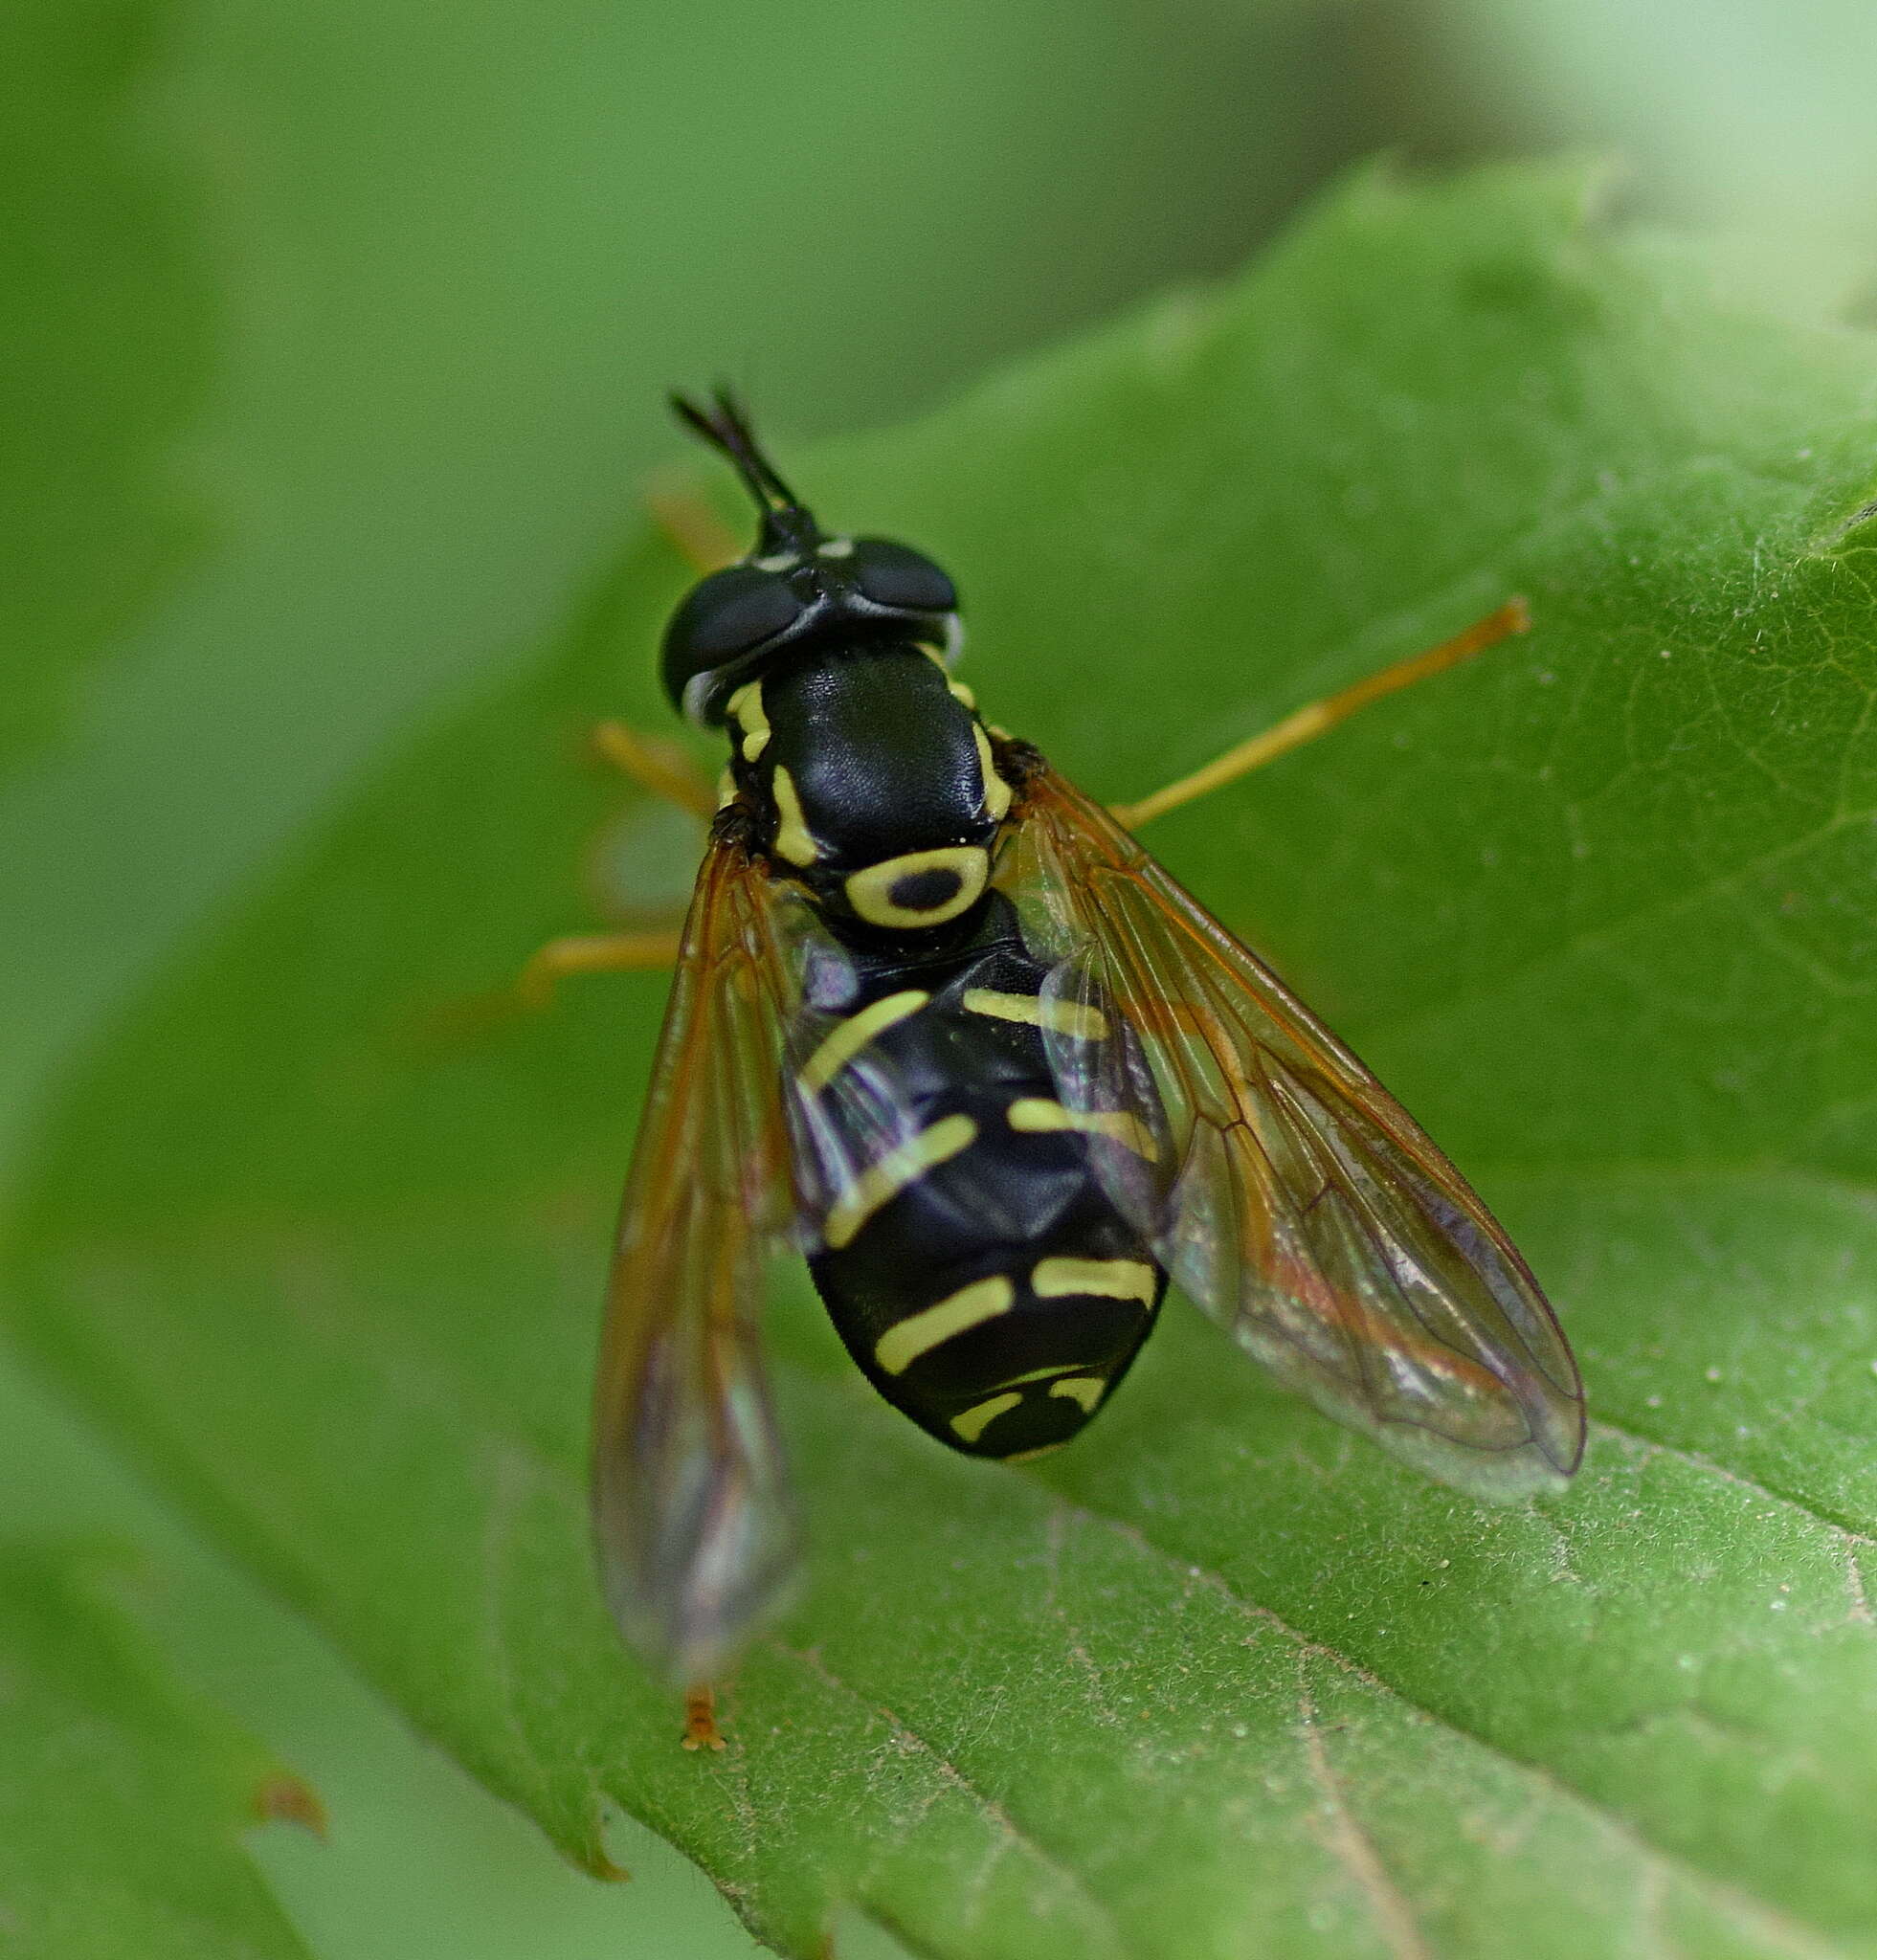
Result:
[533, 390, 1585, 1748]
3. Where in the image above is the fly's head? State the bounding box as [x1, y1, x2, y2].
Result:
[659, 389, 962, 726]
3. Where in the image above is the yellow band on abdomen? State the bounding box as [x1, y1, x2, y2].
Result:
[1007, 1098, 1158, 1161]
[822, 1115, 977, 1250]
[1030, 1257, 1158, 1304]
[960, 989, 1108, 1040]
[798, 991, 928, 1093]
[874, 1276, 1016, 1375]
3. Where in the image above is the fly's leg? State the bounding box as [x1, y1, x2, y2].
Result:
[564, 477, 746, 821]
[418, 920, 684, 1047]
[1108, 597, 1530, 831]
[515, 927, 684, 1010]
[512, 479, 742, 1009]
[509, 719, 704, 1008]
[682, 1682, 727, 1753]
[645, 469, 745, 575]
[589, 720, 720, 819]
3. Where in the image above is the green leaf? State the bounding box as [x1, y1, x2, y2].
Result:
[0, 1540, 313, 1960]
[0, 0, 212, 779]
[9, 161, 1877, 1955]
[0, 1352, 770, 1960]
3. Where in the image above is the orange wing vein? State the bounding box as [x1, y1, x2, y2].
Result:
[591, 830, 808, 1683]
[1001, 760, 1584, 1500]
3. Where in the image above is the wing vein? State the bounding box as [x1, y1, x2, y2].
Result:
[998, 759, 1585, 1499]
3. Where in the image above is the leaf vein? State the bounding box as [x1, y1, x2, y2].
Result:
[1588, 1415, 1877, 1565]
[1365, 802, 1877, 1043]
[1295, 1649, 1431, 1960]
[771, 1638, 1130, 1959]
[1027, 1485, 1851, 1959]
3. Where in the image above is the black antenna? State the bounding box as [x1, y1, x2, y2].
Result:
[669, 387, 814, 530]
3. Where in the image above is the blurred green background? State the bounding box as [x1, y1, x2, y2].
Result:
[6, 0, 1877, 1953]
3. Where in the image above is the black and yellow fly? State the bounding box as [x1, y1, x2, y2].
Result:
[534, 390, 1584, 1748]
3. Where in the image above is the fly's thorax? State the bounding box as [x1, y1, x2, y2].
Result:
[725, 642, 1017, 936]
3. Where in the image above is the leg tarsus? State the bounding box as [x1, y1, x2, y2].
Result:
[1109, 596, 1531, 831]
[516, 929, 682, 1011]
[682, 1683, 726, 1752]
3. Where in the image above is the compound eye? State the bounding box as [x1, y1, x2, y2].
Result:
[664, 564, 804, 664]
[850, 539, 958, 614]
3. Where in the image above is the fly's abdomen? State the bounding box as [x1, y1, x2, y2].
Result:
[789, 929, 1172, 1459]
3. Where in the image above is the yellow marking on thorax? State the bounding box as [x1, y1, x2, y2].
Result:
[883, 649, 1001, 814]
[715, 768, 737, 810]
[799, 991, 928, 1094]
[769, 765, 819, 866]
[950, 1392, 1021, 1445]
[874, 1277, 1015, 1375]
[1031, 1257, 1158, 1303]
[725, 678, 771, 762]
[1048, 1376, 1106, 1414]
[1006, 1098, 1159, 1161]
[972, 722, 1013, 821]
[822, 1115, 977, 1250]
[961, 989, 1108, 1041]
[844, 845, 988, 928]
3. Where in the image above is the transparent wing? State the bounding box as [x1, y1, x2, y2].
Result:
[592, 830, 818, 1685]
[1000, 759, 1584, 1500]
[778, 963, 918, 1251]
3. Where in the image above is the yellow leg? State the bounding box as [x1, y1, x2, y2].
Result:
[1108, 597, 1531, 831]
[503, 479, 733, 1020]
[644, 470, 745, 574]
[421, 924, 681, 1048]
[590, 720, 719, 818]
[682, 1682, 726, 1752]
[605, 475, 743, 813]
[516, 928, 682, 1010]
